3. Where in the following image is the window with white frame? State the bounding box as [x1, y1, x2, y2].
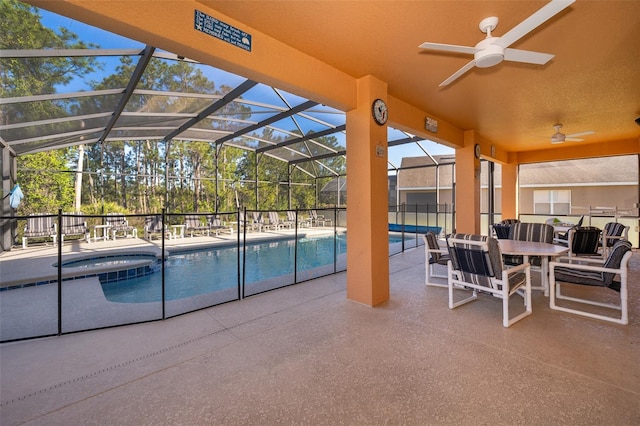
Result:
[533, 190, 570, 215]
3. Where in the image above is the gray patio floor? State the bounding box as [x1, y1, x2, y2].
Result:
[1, 245, 639, 425]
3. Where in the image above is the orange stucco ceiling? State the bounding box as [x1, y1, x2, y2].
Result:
[201, 0, 640, 155]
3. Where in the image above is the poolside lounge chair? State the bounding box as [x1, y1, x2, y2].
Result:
[446, 233, 532, 328]
[60, 212, 90, 244]
[144, 216, 171, 240]
[267, 211, 291, 230]
[185, 214, 211, 237]
[286, 210, 307, 228]
[308, 210, 332, 227]
[106, 213, 137, 239]
[251, 211, 264, 232]
[550, 240, 632, 325]
[208, 215, 234, 235]
[22, 213, 57, 248]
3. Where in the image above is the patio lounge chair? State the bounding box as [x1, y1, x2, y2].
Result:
[208, 215, 233, 235]
[267, 211, 291, 230]
[106, 213, 137, 239]
[144, 216, 171, 240]
[423, 231, 449, 287]
[251, 211, 264, 232]
[185, 214, 211, 237]
[22, 213, 57, 248]
[60, 212, 90, 244]
[446, 233, 532, 328]
[285, 210, 300, 228]
[309, 210, 332, 227]
[550, 240, 632, 325]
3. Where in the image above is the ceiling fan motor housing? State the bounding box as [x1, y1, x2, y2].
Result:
[474, 37, 504, 68]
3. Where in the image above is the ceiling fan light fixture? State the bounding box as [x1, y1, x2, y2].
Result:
[475, 44, 504, 68]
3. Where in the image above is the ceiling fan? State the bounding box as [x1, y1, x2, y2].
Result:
[419, 0, 575, 87]
[550, 124, 594, 144]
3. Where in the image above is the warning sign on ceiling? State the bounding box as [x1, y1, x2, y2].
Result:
[194, 10, 252, 52]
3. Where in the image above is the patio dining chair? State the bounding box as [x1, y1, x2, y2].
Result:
[492, 218, 519, 239]
[549, 240, 632, 325]
[601, 222, 629, 255]
[423, 231, 449, 287]
[492, 224, 512, 239]
[446, 233, 532, 328]
[565, 226, 602, 258]
[503, 222, 554, 267]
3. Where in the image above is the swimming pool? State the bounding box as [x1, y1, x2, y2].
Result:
[101, 234, 349, 303]
[98, 232, 419, 303]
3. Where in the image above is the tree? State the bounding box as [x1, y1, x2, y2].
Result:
[1, 0, 98, 213]
[17, 152, 74, 214]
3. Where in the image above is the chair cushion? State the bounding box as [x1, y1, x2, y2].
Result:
[507, 272, 528, 292]
[553, 267, 606, 288]
[602, 240, 632, 287]
[569, 226, 601, 256]
[554, 240, 631, 290]
[492, 224, 511, 239]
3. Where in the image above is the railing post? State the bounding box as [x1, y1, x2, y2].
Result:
[161, 209, 166, 319]
[57, 209, 62, 336]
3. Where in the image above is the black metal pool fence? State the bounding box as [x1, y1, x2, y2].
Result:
[0, 205, 449, 343]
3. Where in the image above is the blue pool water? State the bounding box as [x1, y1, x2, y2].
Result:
[100, 233, 416, 303]
[101, 235, 348, 303]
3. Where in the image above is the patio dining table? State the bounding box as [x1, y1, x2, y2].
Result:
[498, 239, 568, 296]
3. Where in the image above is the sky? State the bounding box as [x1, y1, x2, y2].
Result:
[37, 6, 453, 167]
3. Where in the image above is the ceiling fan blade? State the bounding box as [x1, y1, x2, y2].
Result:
[494, 0, 575, 49]
[439, 60, 476, 87]
[503, 48, 554, 65]
[566, 130, 595, 138]
[565, 137, 584, 142]
[419, 42, 477, 55]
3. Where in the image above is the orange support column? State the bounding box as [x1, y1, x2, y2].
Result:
[501, 162, 518, 220]
[346, 76, 389, 306]
[455, 131, 482, 234]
